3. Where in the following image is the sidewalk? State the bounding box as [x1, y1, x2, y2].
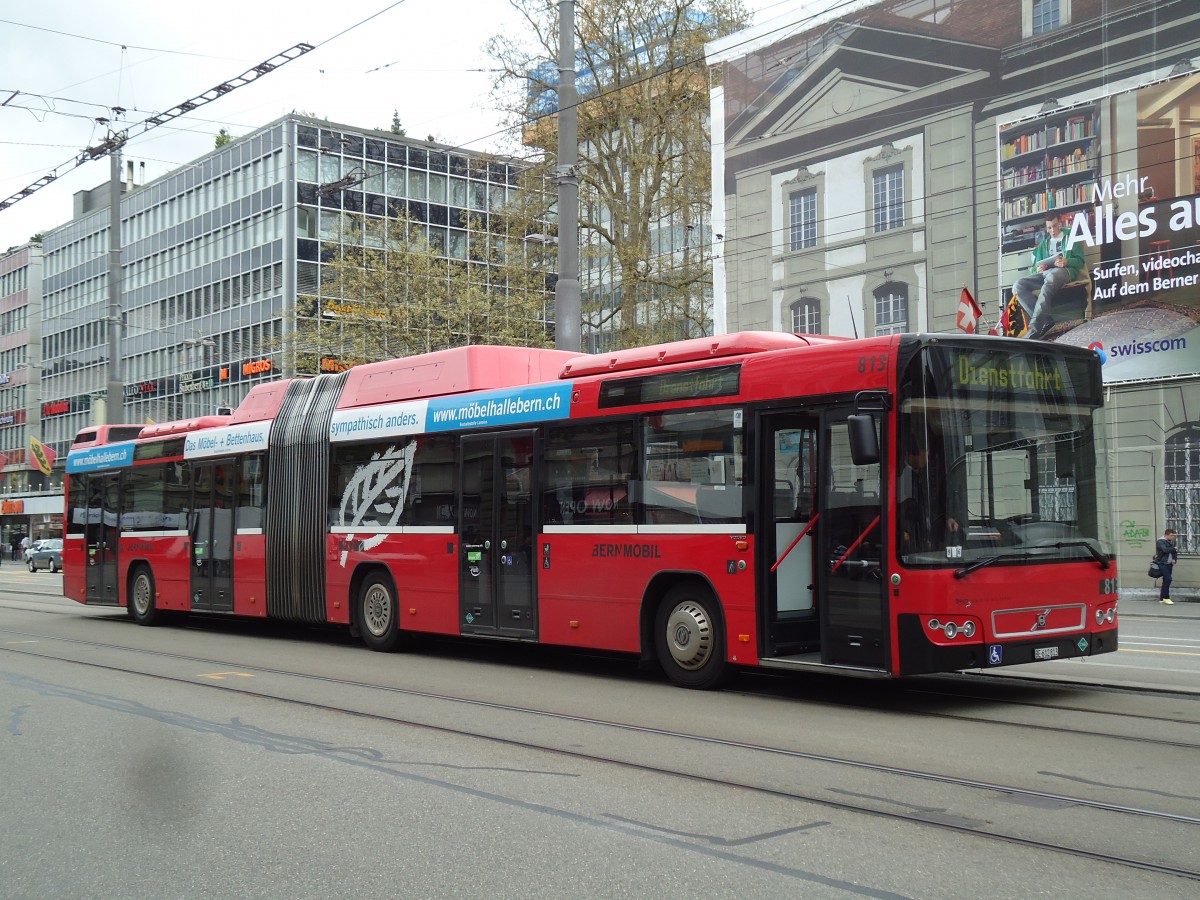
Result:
[1119, 587, 1200, 617]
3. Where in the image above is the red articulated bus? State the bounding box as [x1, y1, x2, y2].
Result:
[64, 331, 1118, 687]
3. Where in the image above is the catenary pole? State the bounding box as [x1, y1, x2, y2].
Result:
[105, 149, 125, 423]
[555, 0, 581, 352]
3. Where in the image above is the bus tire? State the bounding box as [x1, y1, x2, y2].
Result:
[357, 572, 401, 652]
[654, 584, 727, 689]
[129, 565, 160, 626]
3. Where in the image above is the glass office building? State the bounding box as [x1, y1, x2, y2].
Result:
[39, 115, 538, 458]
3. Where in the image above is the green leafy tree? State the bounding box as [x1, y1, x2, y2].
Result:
[390, 110, 407, 136]
[486, 0, 750, 348]
[290, 183, 555, 371]
[214, 128, 234, 148]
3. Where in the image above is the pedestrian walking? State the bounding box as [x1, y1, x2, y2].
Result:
[1154, 528, 1179, 604]
[8, 535, 17, 561]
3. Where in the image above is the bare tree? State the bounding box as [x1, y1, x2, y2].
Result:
[486, 0, 750, 348]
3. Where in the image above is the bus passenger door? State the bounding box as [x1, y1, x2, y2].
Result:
[459, 431, 537, 639]
[818, 411, 888, 670]
[84, 474, 120, 605]
[758, 413, 820, 657]
[189, 460, 235, 613]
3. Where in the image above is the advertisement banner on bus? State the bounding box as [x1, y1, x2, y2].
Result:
[183, 422, 270, 459]
[66, 442, 135, 473]
[329, 382, 573, 443]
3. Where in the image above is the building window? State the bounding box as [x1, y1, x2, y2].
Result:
[872, 167, 904, 232]
[789, 190, 817, 250]
[873, 282, 908, 335]
[1165, 425, 1200, 554]
[1031, 0, 1060, 35]
[790, 297, 821, 334]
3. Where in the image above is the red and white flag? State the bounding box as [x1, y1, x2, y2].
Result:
[956, 287, 983, 334]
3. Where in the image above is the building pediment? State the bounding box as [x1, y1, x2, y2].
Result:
[768, 72, 909, 139]
[727, 24, 995, 150]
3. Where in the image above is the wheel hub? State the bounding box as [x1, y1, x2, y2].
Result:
[133, 577, 151, 616]
[664, 601, 713, 671]
[363, 585, 392, 637]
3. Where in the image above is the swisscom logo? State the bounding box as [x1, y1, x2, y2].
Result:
[1088, 335, 1186, 365]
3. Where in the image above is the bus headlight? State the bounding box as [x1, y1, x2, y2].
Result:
[927, 618, 978, 640]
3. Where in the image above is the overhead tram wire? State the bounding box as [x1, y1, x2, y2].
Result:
[0, 43, 314, 214]
[14, 1, 1151, 294]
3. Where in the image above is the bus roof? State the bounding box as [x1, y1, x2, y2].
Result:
[98, 333, 865, 444]
[560, 331, 846, 378]
[336, 344, 578, 410]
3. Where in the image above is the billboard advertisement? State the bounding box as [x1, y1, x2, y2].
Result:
[999, 72, 1200, 383]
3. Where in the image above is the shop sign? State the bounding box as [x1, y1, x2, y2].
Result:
[123, 380, 161, 398]
[178, 371, 215, 394]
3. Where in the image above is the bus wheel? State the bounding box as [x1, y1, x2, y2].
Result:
[129, 566, 160, 626]
[358, 573, 401, 652]
[654, 585, 727, 689]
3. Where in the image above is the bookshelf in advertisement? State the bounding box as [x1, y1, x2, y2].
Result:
[999, 103, 1101, 254]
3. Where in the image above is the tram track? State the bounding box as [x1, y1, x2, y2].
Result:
[2, 625, 1199, 885]
[6, 597, 1200, 746]
[727, 675, 1200, 751]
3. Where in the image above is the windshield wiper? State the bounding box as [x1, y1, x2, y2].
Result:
[954, 541, 1109, 579]
[954, 553, 1028, 579]
[1052, 540, 1110, 569]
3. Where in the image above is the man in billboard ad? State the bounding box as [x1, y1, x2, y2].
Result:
[999, 73, 1200, 383]
[1011, 212, 1086, 340]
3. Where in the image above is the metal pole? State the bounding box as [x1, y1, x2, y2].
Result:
[106, 150, 125, 422]
[555, 0, 580, 352]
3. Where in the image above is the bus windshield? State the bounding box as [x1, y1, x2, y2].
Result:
[897, 342, 1113, 569]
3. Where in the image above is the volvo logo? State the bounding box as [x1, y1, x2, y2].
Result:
[674, 624, 691, 647]
[1030, 609, 1050, 631]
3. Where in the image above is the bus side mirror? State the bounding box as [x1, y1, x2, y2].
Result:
[847, 415, 880, 466]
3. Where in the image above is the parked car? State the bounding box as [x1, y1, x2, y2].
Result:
[27, 539, 62, 573]
[22, 539, 48, 563]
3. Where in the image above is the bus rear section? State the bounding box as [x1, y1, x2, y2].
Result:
[62, 425, 145, 607]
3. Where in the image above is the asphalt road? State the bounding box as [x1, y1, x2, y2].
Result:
[2, 573, 1198, 899]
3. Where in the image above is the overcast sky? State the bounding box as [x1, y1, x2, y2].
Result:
[0, 0, 800, 252]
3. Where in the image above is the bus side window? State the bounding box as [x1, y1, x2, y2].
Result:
[237, 454, 266, 530]
[642, 409, 744, 525]
[542, 421, 634, 527]
[404, 435, 456, 526]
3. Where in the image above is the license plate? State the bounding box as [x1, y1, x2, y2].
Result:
[1033, 646, 1059, 661]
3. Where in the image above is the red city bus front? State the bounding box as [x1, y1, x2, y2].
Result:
[887, 339, 1117, 674]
